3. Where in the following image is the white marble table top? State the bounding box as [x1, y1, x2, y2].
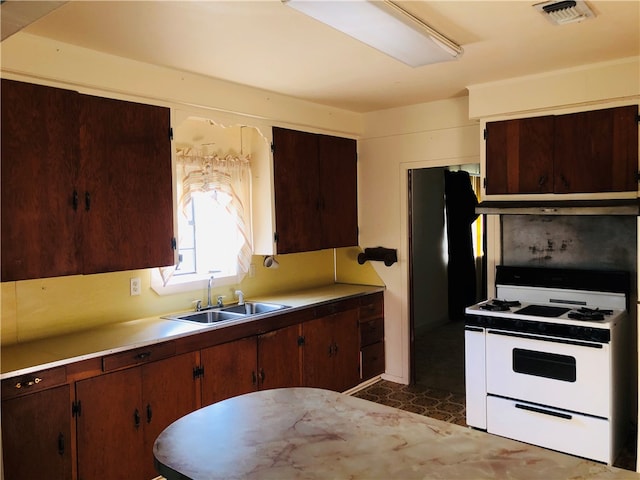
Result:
[153, 387, 639, 479]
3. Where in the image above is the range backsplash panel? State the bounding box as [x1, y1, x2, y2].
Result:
[501, 215, 636, 272]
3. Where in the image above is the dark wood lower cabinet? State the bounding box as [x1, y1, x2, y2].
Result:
[141, 353, 200, 479]
[2, 293, 383, 480]
[303, 309, 360, 392]
[2, 385, 72, 480]
[258, 323, 303, 390]
[76, 353, 198, 480]
[201, 324, 303, 406]
[201, 336, 257, 406]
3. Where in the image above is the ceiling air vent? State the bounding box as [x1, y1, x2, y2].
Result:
[534, 0, 595, 25]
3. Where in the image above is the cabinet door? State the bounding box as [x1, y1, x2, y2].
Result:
[303, 315, 334, 389]
[330, 309, 360, 392]
[554, 105, 638, 194]
[258, 324, 303, 390]
[76, 368, 145, 480]
[1, 79, 81, 281]
[272, 127, 321, 253]
[304, 309, 360, 392]
[142, 353, 199, 479]
[201, 337, 257, 406]
[2, 385, 72, 480]
[485, 116, 555, 195]
[79, 94, 174, 274]
[318, 134, 358, 248]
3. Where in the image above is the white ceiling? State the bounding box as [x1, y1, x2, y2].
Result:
[3, 0, 639, 113]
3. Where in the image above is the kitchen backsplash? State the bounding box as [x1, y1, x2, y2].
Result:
[501, 215, 637, 273]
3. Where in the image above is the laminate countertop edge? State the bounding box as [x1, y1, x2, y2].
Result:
[1, 283, 385, 379]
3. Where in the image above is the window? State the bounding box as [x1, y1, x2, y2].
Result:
[152, 120, 253, 295]
[174, 189, 246, 279]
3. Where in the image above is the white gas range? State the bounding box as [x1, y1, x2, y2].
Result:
[465, 266, 630, 465]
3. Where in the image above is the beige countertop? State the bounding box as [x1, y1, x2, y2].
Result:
[154, 387, 639, 480]
[1, 283, 384, 379]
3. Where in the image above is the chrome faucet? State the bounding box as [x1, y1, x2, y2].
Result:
[216, 295, 224, 308]
[206, 275, 215, 308]
[235, 290, 245, 305]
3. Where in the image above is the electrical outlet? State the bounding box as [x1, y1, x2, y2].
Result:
[130, 277, 141, 296]
[249, 263, 256, 278]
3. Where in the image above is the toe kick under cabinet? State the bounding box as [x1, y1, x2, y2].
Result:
[1, 291, 384, 480]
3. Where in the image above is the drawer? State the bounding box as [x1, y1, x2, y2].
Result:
[102, 341, 176, 372]
[360, 342, 385, 379]
[2, 366, 67, 400]
[315, 298, 359, 318]
[360, 317, 384, 347]
[358, 292, 383, 322]
[487, 395, 611, 464]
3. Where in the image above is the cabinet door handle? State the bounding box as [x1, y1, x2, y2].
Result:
[72, 190, 79, 211]
[538, 175, 547, 187]
[333, 343, 339, 355]
[259, 369, 265, 385]
[58, 432, 65, 456]
[85, 191, 91, 211]
[135, 351, 151, 360]
[146, 404, 153, 424]
[15, 377, 42, 389]
[134, 408, 141, 428]
[328, 344, 333, 357]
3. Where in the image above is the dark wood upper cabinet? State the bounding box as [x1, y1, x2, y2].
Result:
[485, 105, 638, 196]
[553, 106, 638, 194]
[79, 94, 174, 274]
[485, 116, 555, 195]
[1, 79, 174, 281]
[1, 79, 82, 280]
[272, 127, 358, 254]
[318, 134, 359, 249]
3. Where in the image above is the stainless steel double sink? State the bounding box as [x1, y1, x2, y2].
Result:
[163, 302, 290, 324]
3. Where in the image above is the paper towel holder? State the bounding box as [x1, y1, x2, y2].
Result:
[357, 247, 397, 267]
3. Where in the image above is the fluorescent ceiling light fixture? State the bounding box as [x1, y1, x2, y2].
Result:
[282, 0, 462, 67]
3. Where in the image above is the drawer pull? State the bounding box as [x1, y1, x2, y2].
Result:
[515, 403, 572, 420]
[15, 377, 42, 389]
[135, 351, 152, 360]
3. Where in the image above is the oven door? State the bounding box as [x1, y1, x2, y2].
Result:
[485, 328, 611, 418]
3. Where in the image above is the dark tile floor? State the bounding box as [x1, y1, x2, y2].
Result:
[352, 320, 637, 473]
[353, 380, 466, 426]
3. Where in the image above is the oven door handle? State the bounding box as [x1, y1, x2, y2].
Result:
[515, 403, 572, 420]
[487, 329, 604, 348]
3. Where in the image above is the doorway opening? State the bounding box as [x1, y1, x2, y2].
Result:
[408, 165, 484, 400]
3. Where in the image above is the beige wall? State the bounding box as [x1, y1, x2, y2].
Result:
[359, 98, 480, 383]
[468, 56, 640, 120]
